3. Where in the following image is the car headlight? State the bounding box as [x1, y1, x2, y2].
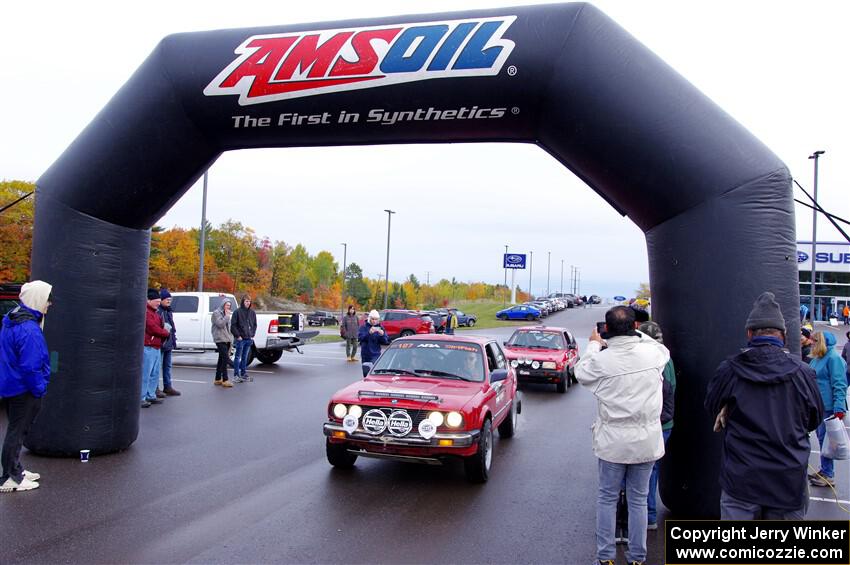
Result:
[531, 360, 540, 369]
[510, 360, 519, 368]
[542, 361, 556, 369]
[446, 411, 463, 428]
[428, 411, 444, 426]
[333, 403, 347, 419]
[348, 405, 363, 418]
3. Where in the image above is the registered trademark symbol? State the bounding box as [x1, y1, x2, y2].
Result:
[507, 65, 518, 76]
[511, 107, 520, 115]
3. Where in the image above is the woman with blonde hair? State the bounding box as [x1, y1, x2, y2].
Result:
[808, 331, 848, 487]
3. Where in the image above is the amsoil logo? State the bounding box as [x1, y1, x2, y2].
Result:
[204, 16, 516, 105]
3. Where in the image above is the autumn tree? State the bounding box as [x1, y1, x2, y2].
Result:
[0, 180, 35, 283]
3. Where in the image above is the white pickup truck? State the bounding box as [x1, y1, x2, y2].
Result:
[168, 292, 318, 365]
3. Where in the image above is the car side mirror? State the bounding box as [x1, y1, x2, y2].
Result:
[491, 369, 508, 383]
[361, 362, 373, 378]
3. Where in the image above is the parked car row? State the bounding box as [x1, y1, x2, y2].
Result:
[307, 310, 339, 326]
[322, 323, 579, 483]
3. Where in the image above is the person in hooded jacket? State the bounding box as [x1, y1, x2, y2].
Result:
[230, 295, 257, 383]
[340, 305, 360, 362]
[358, 310, 390, 377]
[575, 305, 669, 565]
[808, 331, 848, 488]
[211, 300, 234, 387]
[0, 280, 52, 493]
[157, 289, 180, 397]
[705, 292, 823, 519]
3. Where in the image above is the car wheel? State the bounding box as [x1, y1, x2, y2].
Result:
[464, 419, 493, 483]
[399, 329, 415, 337]
[254, 349, 283, 365]
[556, 374, 567, 394]
[326, 439, 357, 469]
[526, 314, 534, 321]
[498, 398, 518, 438]
[498, 314, 508, 320]
[467, 319, 476, 327]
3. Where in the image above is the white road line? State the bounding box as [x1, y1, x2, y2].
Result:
[278, 361, 326, 366]
[173, 379, 207, 384]
[809, 496, 850, 505]
[174, 365, 274, 374]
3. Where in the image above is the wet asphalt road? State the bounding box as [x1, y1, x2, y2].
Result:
[1, 305, 847, 564]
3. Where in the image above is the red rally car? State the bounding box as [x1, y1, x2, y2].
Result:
[502, 326, 580, 393]
[323, 334, 520, 483]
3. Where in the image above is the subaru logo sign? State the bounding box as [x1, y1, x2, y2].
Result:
[797, 251, 809, 263]
[503, 253, 527, 269]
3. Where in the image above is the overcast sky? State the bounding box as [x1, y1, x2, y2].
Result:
[2, 1, 848, 299]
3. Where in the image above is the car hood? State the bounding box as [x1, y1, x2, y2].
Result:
[504, 346, 564, 361]
[331, 375, 483, 412]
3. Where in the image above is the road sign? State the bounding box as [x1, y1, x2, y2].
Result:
[504, 253, 526, 269]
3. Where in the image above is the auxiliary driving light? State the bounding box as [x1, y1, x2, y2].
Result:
[348, 405, 363, 418]
[531, 361, 540, 369]
[428, 411, 445, 426]
[446, 411, 463, 428]
[333, 403, 347, 419]
[510, 360, 519, 368]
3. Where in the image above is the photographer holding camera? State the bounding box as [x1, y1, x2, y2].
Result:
[576, 306, 669, 565]
[358, 310, 390, 377]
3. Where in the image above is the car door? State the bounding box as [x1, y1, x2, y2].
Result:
[382, 312, 401, 337]
[564, 330, 578, 368]
[485, 342, 511, 425]
[171, 295, 202, 348]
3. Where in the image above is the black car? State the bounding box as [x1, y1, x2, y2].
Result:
[307, 310, 339, 326]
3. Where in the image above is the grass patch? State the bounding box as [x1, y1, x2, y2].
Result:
[449, 300, 533, 330]
[307, 334, 344, 344]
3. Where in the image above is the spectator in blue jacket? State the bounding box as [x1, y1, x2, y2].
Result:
[808, 331, 848, 488]
[0, 280, 52, 493]
[705, 291, 823, 519]
[358, 310, 389, 377]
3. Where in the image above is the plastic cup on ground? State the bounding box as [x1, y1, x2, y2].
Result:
[80, 449, 90, 462]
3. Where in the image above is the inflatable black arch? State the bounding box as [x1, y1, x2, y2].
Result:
[30, 3, 798, 517]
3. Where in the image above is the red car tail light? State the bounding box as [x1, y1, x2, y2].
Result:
[268, 319, 278, 334]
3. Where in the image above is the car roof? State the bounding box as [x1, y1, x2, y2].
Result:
[394, 333, 493, 346]
[513, 325, 571, 333]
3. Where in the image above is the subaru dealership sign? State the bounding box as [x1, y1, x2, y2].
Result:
[797, 241, 850, 273]
[503, 254, 526, 269]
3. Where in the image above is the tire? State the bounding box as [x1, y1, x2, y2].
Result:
[526, 314, 534, 321]
[467, 319, 476, 327]
[326, 439, 357, 469]
[255, 349, 283, 365]
[556, 374, 567, 394]
[399, 329, 415, 337]
[498, 314, 508, 320]
[464, 419, 493, 483]
[498, 399, 518, 438]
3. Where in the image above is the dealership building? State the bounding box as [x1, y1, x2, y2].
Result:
[797, 241, 850, 321]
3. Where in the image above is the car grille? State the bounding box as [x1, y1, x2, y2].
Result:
[356, 405, 430, 438]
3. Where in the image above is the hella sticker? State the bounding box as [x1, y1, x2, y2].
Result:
[204, 16, 516, 105]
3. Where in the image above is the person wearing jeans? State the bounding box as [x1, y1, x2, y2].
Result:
[141, 289, 170, 406]
[0, 280, 53, 493]
[230, 295, 257, 383]
[576, 306, 670, 565]
[808, 331, 847, 488]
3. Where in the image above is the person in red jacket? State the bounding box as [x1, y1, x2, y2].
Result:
[142, 289, 170, 408]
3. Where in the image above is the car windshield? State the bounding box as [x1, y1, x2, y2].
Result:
[371, 341, 485, 382]
[507, 330, 565, 350]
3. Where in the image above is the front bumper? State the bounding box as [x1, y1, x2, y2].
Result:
[514, 367, 564, 383]
[264, 330, 320, 350]
[323, 422, 479, 449]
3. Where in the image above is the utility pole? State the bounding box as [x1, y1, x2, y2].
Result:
[546, 252, 551, 296]
[340, 243, 347, 320]
[198, 171, 208, 292]
[528, 251, 533, 300]
[503, 244, 508, 304]
[560, 259, 564, 294]
[808, 150, 825, 320]
[383, 210, 395, 310]
[425, 271, 430, 286]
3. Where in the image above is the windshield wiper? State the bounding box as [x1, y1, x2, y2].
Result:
[372, 368, 418, 376]
[414, 369, 472, 381]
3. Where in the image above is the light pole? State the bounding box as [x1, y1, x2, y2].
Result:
[809, 150, 825, 320]
[560, 259, 564, 294]
[503, 244, 509, 304]
[383, 209, 395, 310]
[546, 251, 551, 296]
[528, 251, 533, 299]
[198, 171, 208, 291]
[340, 242, 347, 319]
